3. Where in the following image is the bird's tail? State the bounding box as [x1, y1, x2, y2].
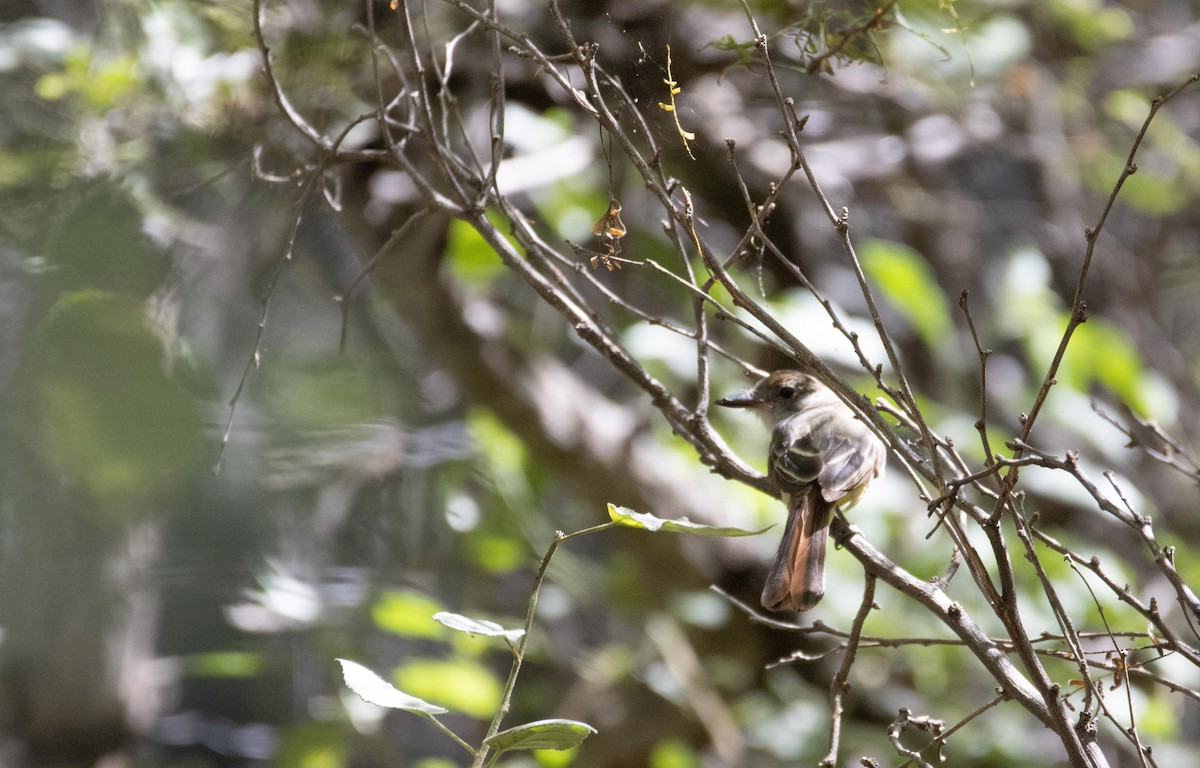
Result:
[761, 486, 834, 612]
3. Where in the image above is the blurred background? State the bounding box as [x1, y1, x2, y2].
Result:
[1, 0, 1199, 766]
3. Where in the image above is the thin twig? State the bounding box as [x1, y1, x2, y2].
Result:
[472, 521, 616, 768]
[821, 574, 876, 767]
[996, 72, 1200, 513]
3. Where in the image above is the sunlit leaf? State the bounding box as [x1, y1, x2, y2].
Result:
[433, 612, 525, 642]
[337, 659, 448, 716]
[608, 504, 770, 537]
[80, 54, 140, 106]
[483, 719, 597, 753]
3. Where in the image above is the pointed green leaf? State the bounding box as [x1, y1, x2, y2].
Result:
[483, 719, 597, 753]
[433, 612, 525, 642]
[608, 504, 770, 537]
[336, 659, 448, 716]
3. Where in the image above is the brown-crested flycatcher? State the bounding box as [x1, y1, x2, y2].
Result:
[718, 371, 886, 611]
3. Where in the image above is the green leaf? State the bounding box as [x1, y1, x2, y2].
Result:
[608, 504, 770, 537]
[484, 719, 597, 753]
[336, 659, 448, 716]
[433, 612, 525, 642]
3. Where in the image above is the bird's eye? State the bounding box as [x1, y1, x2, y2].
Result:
[779, 386, 796, 399]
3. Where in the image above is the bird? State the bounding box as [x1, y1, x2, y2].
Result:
[717, 370, 886, 612]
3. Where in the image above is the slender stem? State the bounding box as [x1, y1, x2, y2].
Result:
[470, 521, 617, 768]
[821, 574, 876, 767]
[428, 714, 478, 757]
[995, 72, 1200, 513]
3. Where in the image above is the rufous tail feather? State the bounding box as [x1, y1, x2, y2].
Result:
[761, 486, 833, 612]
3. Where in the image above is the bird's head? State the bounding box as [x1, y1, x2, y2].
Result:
[716, 370, 829, 426]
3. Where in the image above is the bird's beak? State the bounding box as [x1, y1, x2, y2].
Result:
[715, 389, 760, 409]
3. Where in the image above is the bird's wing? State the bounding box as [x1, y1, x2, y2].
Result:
[767, 421, 821, 494]
[816, 433, 882, 502]
[771, 406, 883, 503]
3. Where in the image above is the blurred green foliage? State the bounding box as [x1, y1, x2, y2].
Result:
[393, 658, 503, 720]
[649, 738, 700, 768]
[373, 589, 449, 640]
[27, 291, 202, 513]
[182, 651, 266, 678]
[447, 217, 509, 287]
[861, 238, 953, 346]
[1046, 0, 1133, 47]
[276, 723, 350, 768]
